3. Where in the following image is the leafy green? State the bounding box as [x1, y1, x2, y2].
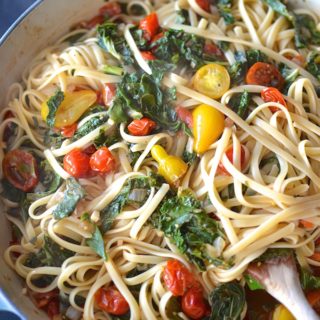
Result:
[1, 179, 25, 203]
[182, 151, 198, 165]
[218, 0, 235, 25]
[44, 128, 65, 148]
[97, 22, 134, 65]
[294, 14, 320, 49]
[45, 89, 64, 128]
[246, 49, 268, 66]
[228, 90, 251, 119]
[86, 226, 108, 261]
[151, 190, 225, 270]
[300, 268, 320, 290]
[245, 274, 264, 290]
[53, 178, 85, 220]
[279, 63, 300, 93]
[260, 155, 280, 171]
[257, 248, 293, 263]
[306, 51, 320, 81]
[109, 72, 183, 132]
[25, 235, 74, 268]
[94, 127, 121, 148]
[209, 282, 245, 320]
[261, 0, 292, 20]
[176, 9, 190, 25]
[100, 64, 124, 76]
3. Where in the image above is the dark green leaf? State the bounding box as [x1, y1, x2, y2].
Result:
[1, 179, 25, 203]
[257, 248, 293, 263]
[209, 282, 245, 320]
[246, 49, 268, 66]
[86, 226, 107, 261]
[300, 268, 320, 290]
[218, 0, 235, 25]
[94, 127, 121, 148]
[175, 9, 190, 25]
[294, 14, 320, 49]
[261, 0, 292, 20]
[46, 89, 64, 128]
[53, 178, 85, 220]
[182, 151, 197, 165]
[228, 90, 251, 119]
[306, 51, 320, 82]
[44, 128, 65, 148]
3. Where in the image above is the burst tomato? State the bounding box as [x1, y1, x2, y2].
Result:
[127, 118, 156, 136]
[89, 147, 116, 173]
[63, 149, 90, 178]
[139, 13, 159, 41]
[95, 286, 129, 316]
[3, 149, 39, 192]
[182, 287, 208, 320]
[261, 87, 287, 113]
[176, 106, 193, 128]
[60, 123, 78, 138]
[196, 0, 210, 12]
[217, 145, 246, 175]
[81, 15, 105, 29]
[140, 51, 156, 61]
[99, 2, 121, 17]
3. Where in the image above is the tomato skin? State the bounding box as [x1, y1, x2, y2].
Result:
[140, 51, 156, 61]
[99, 2, 121, 17]
[30, 289, 60, 319]
[152, 32, 164, 43]
[63, 149, 91, 178]
[196, 0, 210, 12]
[60, 123, 78, 138]
[261, 87, 287, 113]
[217, 145, 246, 175]
[163, 260, 196, 296]
[95, 286, 129, 316]
[176, 106, 193, 128]
[47, 298, 60, 320]
[90, 147, 116, 173]
[3, 149, 39, 192]
[83, 145, 97, 155]
[102, 84, 117, 106]
[204, 43, 224, 58]
[82, 15, 105, 29]
[182, 287, 207, 320]
[127, 118, 156, 136]
[246, 62, 284, 90]
[139, 13, 159, 41]
[307, 290, 320, 313]
[284, 53, 305, 67]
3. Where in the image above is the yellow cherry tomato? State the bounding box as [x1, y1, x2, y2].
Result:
[193, 63, 230, 99]
[193, 104, 225, 154]
[41, 90, 97, 128]
[151, 145, 188, 186]
[272, 305, 295, 320]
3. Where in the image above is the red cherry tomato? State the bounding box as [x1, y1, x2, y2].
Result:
[90, 147, 116, 173]
[139, 13, 159, 41]
[127, 118, 156, 136]
[47, 298, 60, 320]
[140, 51, 156, 61]
[99, 2, 121, 17]
[102, 84, 117, 106]
[217, 145, 246, 176]
[63, 149, 90, 178]
[182, 287, 208, 320]
[176, 106, 193, 128]
[60, 123, 78, 138]
[204, 43, 224, 58]
[246, 62, 284, 90]
[152, 32, 164, 43]
[95, 286, 129, 316]
[3, 149, 39, 192]
[163, 260, 197, 296]
[261, 87, 287, 113]
[196, 0, 211, 12]
[83, 145, 97, 155]
[81, 15, 105, 29]
[307, 290, 320, 313]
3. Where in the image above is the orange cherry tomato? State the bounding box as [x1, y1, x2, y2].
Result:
[246, 62, 284, 90]
[63, 149, 90, 178]
[163, 260, 197, 296]
[261, 87, 287, 113]
[196, 0, 210, 12]
[127, 117, 156, 136]
[3, 149, 39, 192]
[81, 15, 105, 29]
[89, 147, 116, 173]
[217, 145, 246, 176]
[182, 287, 208, 320]
[99, 2, 121, 17]
[139, 13, 159, 41]
[60, 123, 78, 138]
[307, 290, 320, 313]
[310, 252, 320, 262]
[95, 286, 129, 316]
[102, 84, 117, 106]
[140, 51, 156, 61]
[176, 106, 193, 128]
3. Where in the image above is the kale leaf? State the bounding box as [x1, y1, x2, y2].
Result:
[300, 268, 320, 290]
[53, 178, 85, 220]
[257, 248, 293, 263]
[182, 151, 198, 165]
[94, 127, 121, 148]
[87, 226, 108, 261]
[25, 235, 74, 268]
[306, 51, 320, 82]
[209, 282, 245, 320]
[176, 9, 190, 25]
[294, 14, 320, 49]
[261, 0, 292, 20]
[44, 128, 65, 148]
[228, 90, 251, 119]
[45, 89, 64, 128]
[218, 0, 235, 25]
[150, 190, 225, 270]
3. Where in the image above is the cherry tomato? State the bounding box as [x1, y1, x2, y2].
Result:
[83, 145, 97, 155]
[140, 51, 156, 61]
[217, 145, 246, 175]
[196, 0, 210, 12]
[47, 298, 60, 320]
[246, 62, 284, 90]
[3, 111, 16, 144]
[176, 106, 193, 128]
[139, 13, 159, 41]
[284, 53, 305, 67]
[127, 117, 156, 136]
[99, 2, 121, 17]
[102, 84, 117, 106]
[95, 286, 129, 316]
[81, 15, 105, 29]
[300, 219, 315, 229]
[63, 149, 90, 178]
[204, 43, 224, 58]
[261, 87, 287, 113]
[307, 290, 320, 313]
[182, 287, 208, 320]
[90, 147, 116, 173]
[3, 149, 39, 192]
[163, 260, 196, 296]
[152, 32, 164, 43]
[60, 123, 78, 138]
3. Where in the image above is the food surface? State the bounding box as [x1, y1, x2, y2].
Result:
[2, 0, 320, 319]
